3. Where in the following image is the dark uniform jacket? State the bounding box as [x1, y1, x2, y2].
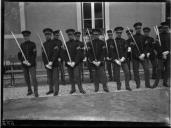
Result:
[143, 36, 155, 59]
[131, 33, 150, 60]
[126, 38, 134, 60]
[87, 38, 106, 67]
[75, 40, 85, 62]
[106, 38, 115, 59]
[154, 32, 170, 59]
[109, 37, 127, 62]
[52, 38, 63, 61]
[42, 39, 60, 68]
[61, 39, 84, 68]
[18, 41, 37, 67]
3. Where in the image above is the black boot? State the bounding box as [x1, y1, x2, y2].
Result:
[152, 79, 159, 88]
[126, 86, 132, 91]
[27, 91, 33, 96]
[35, 93, 39, 97]
[163, 82, 169, 87]
[95, 89, 99, 92]
[103, 84, 109, 92]
[54, 91, 59, 96]
[117, 84, 121, 90]
[46, 90, 53, 95]
[70, 90, 76, 94]
[80, 90, 86, 94]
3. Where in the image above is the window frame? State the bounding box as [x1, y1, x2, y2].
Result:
[81, 2, 105, 33]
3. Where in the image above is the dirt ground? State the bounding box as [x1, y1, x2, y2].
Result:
[3, 80, 170, 124]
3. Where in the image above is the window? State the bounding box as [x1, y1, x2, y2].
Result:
[81, 2, 105, 35]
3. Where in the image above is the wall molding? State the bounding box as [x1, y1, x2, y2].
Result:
[161, 2, 166, 22]
[76, 2, 82, 32]
[105, 2, 110, 32]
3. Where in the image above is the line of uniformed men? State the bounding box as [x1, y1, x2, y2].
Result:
[17, 21, 170, 97]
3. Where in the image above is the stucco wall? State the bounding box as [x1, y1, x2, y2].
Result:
[4, 2, 77, 58]
[4, 2, 165, 59]
[109, 2, 163, 38]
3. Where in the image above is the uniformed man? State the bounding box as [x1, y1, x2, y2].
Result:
[152, 22, 170, 88]
[42, 28, 60, 96]
[125, 29, 134, 80]
[87, 28, 109, 92]
[62, 29, 86, 94]
[52, 30, 66, 85]
[18, 30, 39, 97]
[74, 31, 85, 82]
[109, 27, 131, 91]
[143, 27, 157, 79]
[131, 22, 151, 88]
[105, 30, 115, 81]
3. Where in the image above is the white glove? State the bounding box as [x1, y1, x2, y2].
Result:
[162, 51, 169, 59]
[92, 61, 98, 66]
[67, 61, 72, 66]
[162, 51, 169, 56]
[46, 64, 52, 69]
[23, 60, 31, 66]
[128, 47, 131, 52]
[96, 61, 101, 66]
[120, 57, 125, 62]
[147, 53, 150, 58]
[83, 57, 87, 62]
[67, 61, 75, 67]
[71, 62, 75, 67]
[114, 59, 121, 66]
[58, 58, 61, 62]
[48, 61, 53, 66]
[106, 57, 110, 60]
[139, 53, 145, 60]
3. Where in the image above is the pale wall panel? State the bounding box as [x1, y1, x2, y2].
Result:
[109, 2, 163, 38]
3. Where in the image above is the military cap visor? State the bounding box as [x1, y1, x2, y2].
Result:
[158, 26, 163, 29]
[92, 29, 101, 34]
[133, 22, 142, 28]
[126, 29, 133, 33]
[143, 27, 151, 32]
[74, 32, 81, 35]
[53, 30, 60, 34]
[66, 29, 75, 34]
[107, 30, 113, 33]
[160, 22, 169, 27]
[43, 28, 53, 34]
[22, 30, 31, 36]
[114, 27, 124, 32]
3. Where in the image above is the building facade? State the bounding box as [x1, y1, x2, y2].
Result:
[4, 2, 167, 61]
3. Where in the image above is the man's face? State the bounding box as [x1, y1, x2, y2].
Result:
[126, 33, 131, 39]
[143, 31, 150, 36]
[135, 26, 142, 34]
[54, 33, 60, 39]
[68, 33, 75, 40]
[45, 33, 52, 40]
[93, 32, 99, 39]
[23, 35, 30, 41]
[75, 34, 80, 41]
[115, 31, 122, 38]
[108, 33, 113, 39]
